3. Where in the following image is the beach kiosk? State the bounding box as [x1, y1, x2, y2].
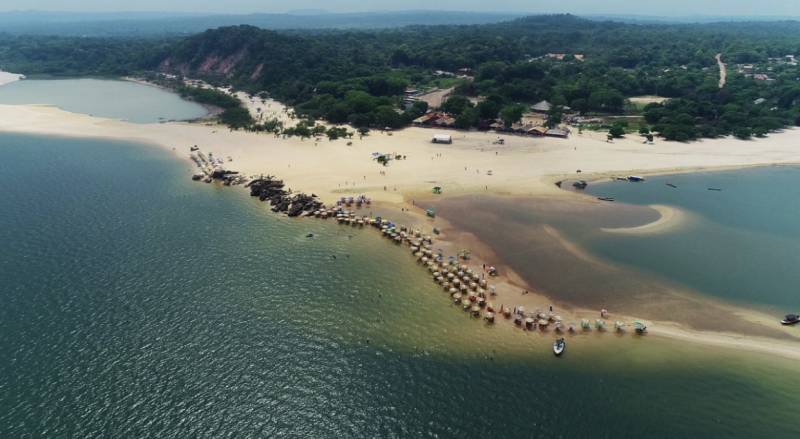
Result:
[432, 134, 453, 144]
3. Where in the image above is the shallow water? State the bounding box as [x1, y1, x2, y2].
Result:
[0, 78, 208, 123]
[585, 168, 800, 310]
[1, 134, 799, 437]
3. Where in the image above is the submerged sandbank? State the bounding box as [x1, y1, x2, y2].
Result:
[423, 193, 797, 340]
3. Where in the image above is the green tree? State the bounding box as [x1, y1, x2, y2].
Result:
[499, 104, 525, 128]
[476, 96, 503, 119]
[733, 127, 752, 140]
[609, 123, 626, 138]
[440, 95, 473, 116]
[546, 106, 563, 129]
[455, 107, 479, 129]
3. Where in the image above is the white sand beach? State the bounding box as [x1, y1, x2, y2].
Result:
[0, 102, 798, 359]
[0, 71, 24, 86]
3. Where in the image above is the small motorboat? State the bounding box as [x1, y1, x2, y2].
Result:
[553, 338, 566, 356]
[781, 314, 800, 325]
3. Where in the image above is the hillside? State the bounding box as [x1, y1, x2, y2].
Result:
[3, 15, 800, 139]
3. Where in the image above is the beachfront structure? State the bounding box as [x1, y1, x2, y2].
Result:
[528, 126, 548, 136]
[546, 128, 570, 138]
[414, 111, 456, 128]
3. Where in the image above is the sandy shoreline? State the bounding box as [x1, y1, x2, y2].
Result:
[600, 204, 688, 235]
[0, 102, 798, 359]
[0, 71, 24, 86]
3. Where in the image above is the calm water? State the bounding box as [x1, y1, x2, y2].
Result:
[586, 168, 800, 310]
[0, 78, 208, 123]
[2, 134, 800, 437]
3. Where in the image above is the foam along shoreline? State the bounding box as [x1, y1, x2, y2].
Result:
[2, 102, 800, 359]
[0, 71, 24, 86]
[600, 204, 688, 235]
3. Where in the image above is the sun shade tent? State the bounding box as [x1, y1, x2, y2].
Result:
[432, 134, 453, 144]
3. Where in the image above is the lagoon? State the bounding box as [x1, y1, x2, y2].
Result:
[585, 167, 800, 310]
[0, 78, 208, 123]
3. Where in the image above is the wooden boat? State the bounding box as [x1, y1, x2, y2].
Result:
[553, 338, 566, 356]
[781, 314, 800, 325]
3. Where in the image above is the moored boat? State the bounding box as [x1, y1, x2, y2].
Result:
[781, 314, 800, 325]
[553, 338, 566, 356]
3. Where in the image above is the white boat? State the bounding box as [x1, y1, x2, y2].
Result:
[553, 338, 566, 356]
[781, 314, 799, 325]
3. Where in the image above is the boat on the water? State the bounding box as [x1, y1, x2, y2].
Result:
[781, 314, 800, 325]
[553, 338, 566, 356]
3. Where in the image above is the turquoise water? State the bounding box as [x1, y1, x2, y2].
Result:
[2, 134, 800, 437]
[0, 78, 208, 123]
[586, 168, 800, 310]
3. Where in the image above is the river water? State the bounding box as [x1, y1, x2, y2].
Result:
[0, 78, 207, 123]
[1, 133, 799, 437]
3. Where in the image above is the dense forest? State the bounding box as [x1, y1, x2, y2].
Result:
[3, 15, 800, 140]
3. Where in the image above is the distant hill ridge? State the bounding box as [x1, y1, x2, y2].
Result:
[0, 10, 526, 37]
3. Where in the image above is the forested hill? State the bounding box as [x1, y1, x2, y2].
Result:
[3, 14, 800, 140]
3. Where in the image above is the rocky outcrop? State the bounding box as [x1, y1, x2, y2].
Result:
[246, 176, 323, 217]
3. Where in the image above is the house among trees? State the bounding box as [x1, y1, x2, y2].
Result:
[531, 100, 552, 113]
[413, 112, 456, 128]
[433, 114, 456, 127]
